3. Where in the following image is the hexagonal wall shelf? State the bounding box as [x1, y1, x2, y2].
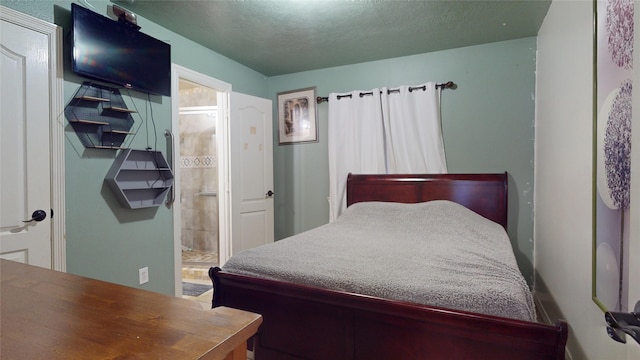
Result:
[65, 82, 136, 149]
[105, 149, 174, 209]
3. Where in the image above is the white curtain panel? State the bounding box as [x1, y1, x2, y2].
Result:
[381, 82, 448, 174]
[328, 89, 386, 221]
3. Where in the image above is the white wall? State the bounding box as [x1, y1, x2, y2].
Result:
[535, 1, 639, 359]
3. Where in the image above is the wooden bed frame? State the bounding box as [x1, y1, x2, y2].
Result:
[210, 173, 568, 359]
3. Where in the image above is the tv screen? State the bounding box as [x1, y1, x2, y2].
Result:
[71, 3, 171, 96]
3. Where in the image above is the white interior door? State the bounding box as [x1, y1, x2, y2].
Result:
[626, 13, 640, 355]
[622, 106, 639, 358]
[624, 8, 640, 357]
[628, 222, 640, 358]
[0, 12, 54, 268]
[229, 92, 274, 257]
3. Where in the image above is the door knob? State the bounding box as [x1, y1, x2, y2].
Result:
[605, 300, 640, 345]
[265, 190, 275, 197]
[22, 210, 47, 223]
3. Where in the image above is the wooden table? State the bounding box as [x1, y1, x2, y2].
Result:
[0, 259, 262, 359]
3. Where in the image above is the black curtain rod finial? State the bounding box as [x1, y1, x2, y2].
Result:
[436, 81, 455, 90]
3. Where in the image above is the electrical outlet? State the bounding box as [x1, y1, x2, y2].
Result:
[139, 267, 149, 285]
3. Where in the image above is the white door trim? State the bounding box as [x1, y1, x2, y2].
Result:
[170, 64, 232, 296]
[0, 6, 66, 271]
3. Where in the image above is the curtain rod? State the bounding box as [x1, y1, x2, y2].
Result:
[315, 81, 454, 104]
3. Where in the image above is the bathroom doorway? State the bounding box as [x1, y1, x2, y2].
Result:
[178, 79, 219, 301]
[171, 65, 233, 300]
[170, 65, 273, 303]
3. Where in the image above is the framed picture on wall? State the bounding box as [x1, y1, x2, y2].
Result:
[592, 0, 633, 314]
[277, 87, 318, 145]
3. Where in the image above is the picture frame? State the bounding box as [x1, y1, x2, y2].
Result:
[592, 0, 633, 313]
[277, 87, 318, 145]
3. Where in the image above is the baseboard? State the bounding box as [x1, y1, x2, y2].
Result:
[534, 291, 553, 324]
[533, 291, 573, 360]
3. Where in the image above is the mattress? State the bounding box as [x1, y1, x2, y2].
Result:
[222, 200, 536, 322]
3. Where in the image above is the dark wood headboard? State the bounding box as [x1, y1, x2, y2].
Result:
[346, 172, 508, 229]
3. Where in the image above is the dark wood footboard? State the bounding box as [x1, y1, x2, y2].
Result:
[210, 267, 568, 360]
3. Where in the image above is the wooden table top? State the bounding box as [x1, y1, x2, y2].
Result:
[0, 259, 262, 359]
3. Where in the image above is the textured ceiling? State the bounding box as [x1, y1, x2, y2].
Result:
[113, 0, 551, 76]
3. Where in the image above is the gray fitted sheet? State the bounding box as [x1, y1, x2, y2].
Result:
[222, 200, 536, 322]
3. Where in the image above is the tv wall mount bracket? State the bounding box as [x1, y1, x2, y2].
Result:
[111, 4, 140, 30]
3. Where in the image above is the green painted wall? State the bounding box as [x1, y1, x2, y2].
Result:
[4, 0, 538, 288]
[3, 0, 268, 294]
[267, 37, 538, 284]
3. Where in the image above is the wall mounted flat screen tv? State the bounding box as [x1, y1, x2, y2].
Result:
[71, 3, 171, 96]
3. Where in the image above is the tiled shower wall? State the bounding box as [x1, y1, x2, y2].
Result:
[179, 86, 218, 253]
